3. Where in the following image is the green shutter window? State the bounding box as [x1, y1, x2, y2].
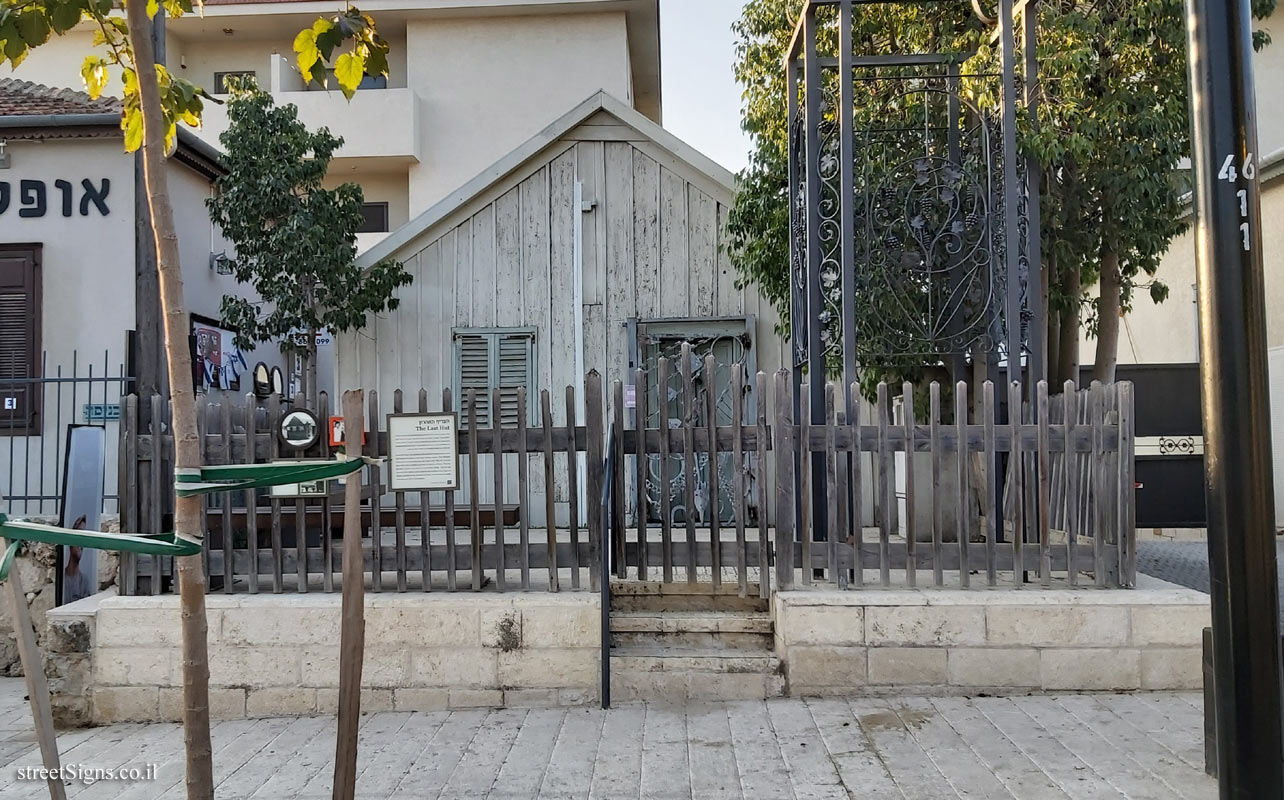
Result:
[454, 328, 536, 428]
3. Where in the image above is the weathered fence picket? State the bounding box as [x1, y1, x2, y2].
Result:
[118, 364, 1136, 596]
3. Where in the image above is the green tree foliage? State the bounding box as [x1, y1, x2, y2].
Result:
[728, 0, 1275, 388]
[0, 0, 391, 151]
[207, 83, 411, 409]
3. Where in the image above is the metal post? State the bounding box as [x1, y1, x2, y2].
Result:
[839, 0, 856, 410]
[802, 7, 828, 546]
[1022, 1, 1045, 385]
[1184, 0, 1284, 795]
[997, 0, 1022, 389]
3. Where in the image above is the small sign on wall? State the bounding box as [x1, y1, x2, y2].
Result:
[386, 413, 459, 491]
[269, 459, 331, 498]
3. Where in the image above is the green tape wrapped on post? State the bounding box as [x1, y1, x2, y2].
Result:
[0, 457, 376, 581]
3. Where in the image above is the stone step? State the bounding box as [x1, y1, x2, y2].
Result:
[610, 646, 785, 703]
[609, 610, 774, 651]
[610, 581, 769, 614]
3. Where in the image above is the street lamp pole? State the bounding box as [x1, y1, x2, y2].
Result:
[1184, 0, 1284, 795]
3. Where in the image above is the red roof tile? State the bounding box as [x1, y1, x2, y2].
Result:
[0, 78, 122, 117]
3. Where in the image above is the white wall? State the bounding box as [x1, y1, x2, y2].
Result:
[404, 13, 633, 213]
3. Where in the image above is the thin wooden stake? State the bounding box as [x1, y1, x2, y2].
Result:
[268, 394, 283, 594]
[756, 372, 771, 598]
[930, 382, 943, 587]
[849, 382, 864, 588]
[1009, 381, 1024, 587]
[565, 385, 581, 590]
[365, 391, 380, 593]
[902, 381, 916, 587]
[393, 390, 408, 593]
[320, 391, 334, 593]
[518, 387, 531, 590]
[825, 383, 839, 584]
[876, 382, 890, 587]
[800, 381, 812, 586]
[680, 344, 697, 583]
[541, 390, 559, 591]
[468, 390, 482, 592]
[657, 357, 673, 583]
[418, 389, 431, 593]
[635, 367, 649, 582]
[704, 354, 721, 589]
[492, 386, 506, 592]
[983, 382, 998, 586]
[1037, 381, 1052, 586]
[443, 388, 458, 592]
[332, 389, 366, 800]
[1064, 381, 1079, 587]
[956, 382, 970, 588]
[773, 370, 795, 590]
[4, 543, 67, 800]
[1091, 381, 1106, 587]
[733, 367, 748, 597]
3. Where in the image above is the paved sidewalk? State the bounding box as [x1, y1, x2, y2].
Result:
[0, 678, 1215, 799]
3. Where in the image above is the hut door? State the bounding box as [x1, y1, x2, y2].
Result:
[634, 319, 755, 528]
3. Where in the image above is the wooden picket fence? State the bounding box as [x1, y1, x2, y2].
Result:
[118, 357, 1135, 596]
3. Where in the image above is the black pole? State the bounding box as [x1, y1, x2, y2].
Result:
[1185, 1, 1284, 796]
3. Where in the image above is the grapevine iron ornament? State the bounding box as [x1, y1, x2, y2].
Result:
[787, 1, 1042, 384]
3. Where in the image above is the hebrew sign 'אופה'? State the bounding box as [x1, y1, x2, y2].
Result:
[387, 413, 459, 492]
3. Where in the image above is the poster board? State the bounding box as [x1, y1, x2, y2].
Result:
[57, 425, 105, 605]
[387, 413, 459, 491]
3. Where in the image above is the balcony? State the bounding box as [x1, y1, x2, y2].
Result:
[197, 55, 420, 167]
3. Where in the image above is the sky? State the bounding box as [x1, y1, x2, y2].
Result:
[659, 0, 753, 174]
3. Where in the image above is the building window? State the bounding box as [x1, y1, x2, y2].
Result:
[0, 244, 41, 434]
[453, 329, 536, 428]
[213, 71, 257, 94]
[358, 202, 390, 234]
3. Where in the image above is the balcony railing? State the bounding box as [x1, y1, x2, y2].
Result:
[197, 55, 420, 164]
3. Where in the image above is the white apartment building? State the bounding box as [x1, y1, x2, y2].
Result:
[12, 0, 661, 253]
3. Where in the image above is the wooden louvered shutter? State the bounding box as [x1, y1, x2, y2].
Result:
[457, 333, 492, 427]
[496, 333, 533, 427]
[0, 245, 40, 431]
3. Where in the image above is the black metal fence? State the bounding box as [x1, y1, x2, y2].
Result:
[0, 350, 130, 517]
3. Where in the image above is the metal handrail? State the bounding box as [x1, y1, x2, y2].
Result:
[599, 423, 617, 709]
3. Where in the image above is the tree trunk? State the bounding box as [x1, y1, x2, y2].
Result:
[1055, 260, 1083, 388]
[124, 4, 214, 798]
[1093, 248, 1121, 384]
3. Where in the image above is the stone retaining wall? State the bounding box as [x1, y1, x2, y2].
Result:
[773, 580, 1211, 695]
[82, 592, 600, 724]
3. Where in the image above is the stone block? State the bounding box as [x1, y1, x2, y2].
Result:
[559, 688, 596, 706]
[987, 606, 1130, 647]
[159, 687, 246, 721]
[209, 647, 300, 687]
[362, 648, 409, 688]
[1041, 648, 1140, 691]
[394, 688, 450, 712]
[947, 648, 1040, 688]
[367, 606, 479, 647]
[779, 605, 864, 647]
[1140, 648, 1203, 690]
[522, 605, 598, 648]
[481, 608, 523, 650]
[46, 618, 91, 654]
[316, 689, 338, 715]
[1131, 606, 1211, 647]
[247, 687, 317, 717]
[95, 609, 181, 647]
[93, 647, 175, 687]
[868, 648, 947, 686]
[222, 607, 338, 646]
[785, 646, 867, 691]
[687, 673, 774, 702]
[498, 649, 597, 689]
[300, 648, 339, 688]
[410, 648, 497, 688]
[448, 689, 503, 709]
[867, 606, 985, 647]
[93, 687, 159, 723]
[503, 689, 559, 708]
[361, 689, 395, 713]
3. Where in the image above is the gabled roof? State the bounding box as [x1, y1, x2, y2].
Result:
[0, 78, 122, 116]
[358, 90, 736, 268]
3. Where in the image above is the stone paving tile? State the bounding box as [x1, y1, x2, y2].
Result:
[0, 678, 1216, 799]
